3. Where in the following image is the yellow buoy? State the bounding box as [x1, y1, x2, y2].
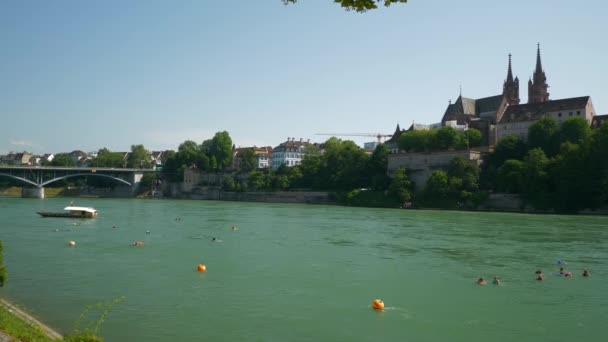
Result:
[372, 299, 384, 310]
[68, 241, 76, 247]
[197, 264, 206, 272]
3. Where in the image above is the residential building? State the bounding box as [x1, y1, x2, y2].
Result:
[271, 138, 311, 169]
[0, 152, 33, 165]
[591, 114, 608, 129]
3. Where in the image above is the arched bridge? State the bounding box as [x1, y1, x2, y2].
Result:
[0, 166, 156, 198]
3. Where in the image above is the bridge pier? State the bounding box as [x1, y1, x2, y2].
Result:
[22, 187, 44, 199]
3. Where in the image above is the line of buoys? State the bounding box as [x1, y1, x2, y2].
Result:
[68, 241, 76, 247]
[197, 264, 206, 272]
[372, 299, 384, 310]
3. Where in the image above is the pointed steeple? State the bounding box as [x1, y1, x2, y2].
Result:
[535, 43, 543, 74]
[503, 53, 520, 105]
[528, 43, 549, 104]
[507, 53, 514, 82]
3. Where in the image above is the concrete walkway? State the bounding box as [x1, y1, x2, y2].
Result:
[0, 298, 63, 340]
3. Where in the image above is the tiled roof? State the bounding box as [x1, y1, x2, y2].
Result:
[475, 95, 503, 114]
[500, 96, 590, 123]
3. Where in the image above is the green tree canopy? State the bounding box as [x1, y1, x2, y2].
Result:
[49, 153, 76, 167]
[90, 148, 125, 168]
[127, 144, 152, 169]
[435, 126, 459, 150]
[209, 131, 233, 170]
[283, 0, 408, 12]
[496, 159, 525, 194]
[388, 168, 412, 204]
[491, 134, 526, 168]
[423, 170, 449, 201]
[238, 149, 257, 173]
[398, 129, 435, 152]
[528, 117, 558, 156]
[558, 116, 591, 146]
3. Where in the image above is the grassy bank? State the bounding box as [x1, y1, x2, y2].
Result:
[0, 187, 79, 197]
[0, 304, 59, 342]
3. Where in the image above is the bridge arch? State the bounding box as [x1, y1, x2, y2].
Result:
[40, 173, 132, 187]
[0, 173, 41, 187]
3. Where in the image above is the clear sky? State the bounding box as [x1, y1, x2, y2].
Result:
[1, 0, 606, 155]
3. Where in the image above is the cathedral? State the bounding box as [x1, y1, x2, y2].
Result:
[440, 44, 596, 145]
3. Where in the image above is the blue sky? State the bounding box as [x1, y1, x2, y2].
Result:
[1, 0, 606, 154]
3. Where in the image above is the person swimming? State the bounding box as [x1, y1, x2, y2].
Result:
[477, 277, 487, 285]
[492, 276, 501, 285]
[231, 225, 238, 231]
[536, 271, 544, 281]
[559, 267, 564, 275]
[583, 270, 590, 277]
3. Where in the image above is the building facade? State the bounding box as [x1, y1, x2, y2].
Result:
[271, 138, 311, 169]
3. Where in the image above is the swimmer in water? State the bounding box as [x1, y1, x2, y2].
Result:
[536, 272, 544, 281]
[477, 277, 487, 285]
[112, 225, 117, 229]
[492, 276, 501, 285]
[559, 267, 565, 275]
[583, 270, 590, 277]
[231, 225, 237, 231]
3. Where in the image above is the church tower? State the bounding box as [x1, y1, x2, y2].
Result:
[503, 53, 520, 105]
[528, 44, 550, 103]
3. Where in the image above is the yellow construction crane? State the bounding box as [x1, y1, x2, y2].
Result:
[315, 133, 393, 143]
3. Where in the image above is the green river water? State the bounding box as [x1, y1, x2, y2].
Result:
[1, 197, 607, 341]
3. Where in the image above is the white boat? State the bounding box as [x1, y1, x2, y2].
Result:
[37, 206, 98, 218]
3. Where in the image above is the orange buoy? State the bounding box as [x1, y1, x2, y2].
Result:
[68, 241, 76, 247]
[372, 299, 384, 310]
[197, 264, 206, 272]
[132, 241, 144, 246]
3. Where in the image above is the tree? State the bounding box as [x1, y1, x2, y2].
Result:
[90, 148, 125, 168]
[423, 170, 449, 201]
[463, 128, 482, 148]
[388, 168, 412, 204]
[367, 144, 389, 190]
[248, 171, 267, 191]
[558, 116, 591, 146]
[492, 134, 527, 168]
[238, 149, 257, 173]
[496, 159, 525, 194]
[522, 148, 550, 208]
[398, 129, 435, 152]
[138, 173, 156, 193]
[209, 131, 233, 170]
[435, 126, 458, 150]
[528, 117, 558, 156]
[0, 240, 6, 287]
[49, 153, 76, 167]
[282, 0, 408, 12]
[127, 144, 152, 169]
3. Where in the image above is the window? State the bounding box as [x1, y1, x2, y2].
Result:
[558, 112, 562, 117]
[577, 111, 581, 115]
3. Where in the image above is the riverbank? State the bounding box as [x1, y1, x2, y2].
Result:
[0, 297, 62, 341]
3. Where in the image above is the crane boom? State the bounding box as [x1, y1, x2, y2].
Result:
[315, 133, 393, 143]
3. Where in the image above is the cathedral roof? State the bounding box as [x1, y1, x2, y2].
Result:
[442, 94, 504, 123]
[500, 96, 591, 123]
[475, 95, 504, 114]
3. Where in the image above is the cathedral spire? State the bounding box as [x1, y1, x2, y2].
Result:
[535, 43, 543, 75]
[503, 53, 519, 105]
[528, 43, 549, 104]
[507, 53, 514, 82]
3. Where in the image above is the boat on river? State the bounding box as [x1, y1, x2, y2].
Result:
[37, 206, 98, 218]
